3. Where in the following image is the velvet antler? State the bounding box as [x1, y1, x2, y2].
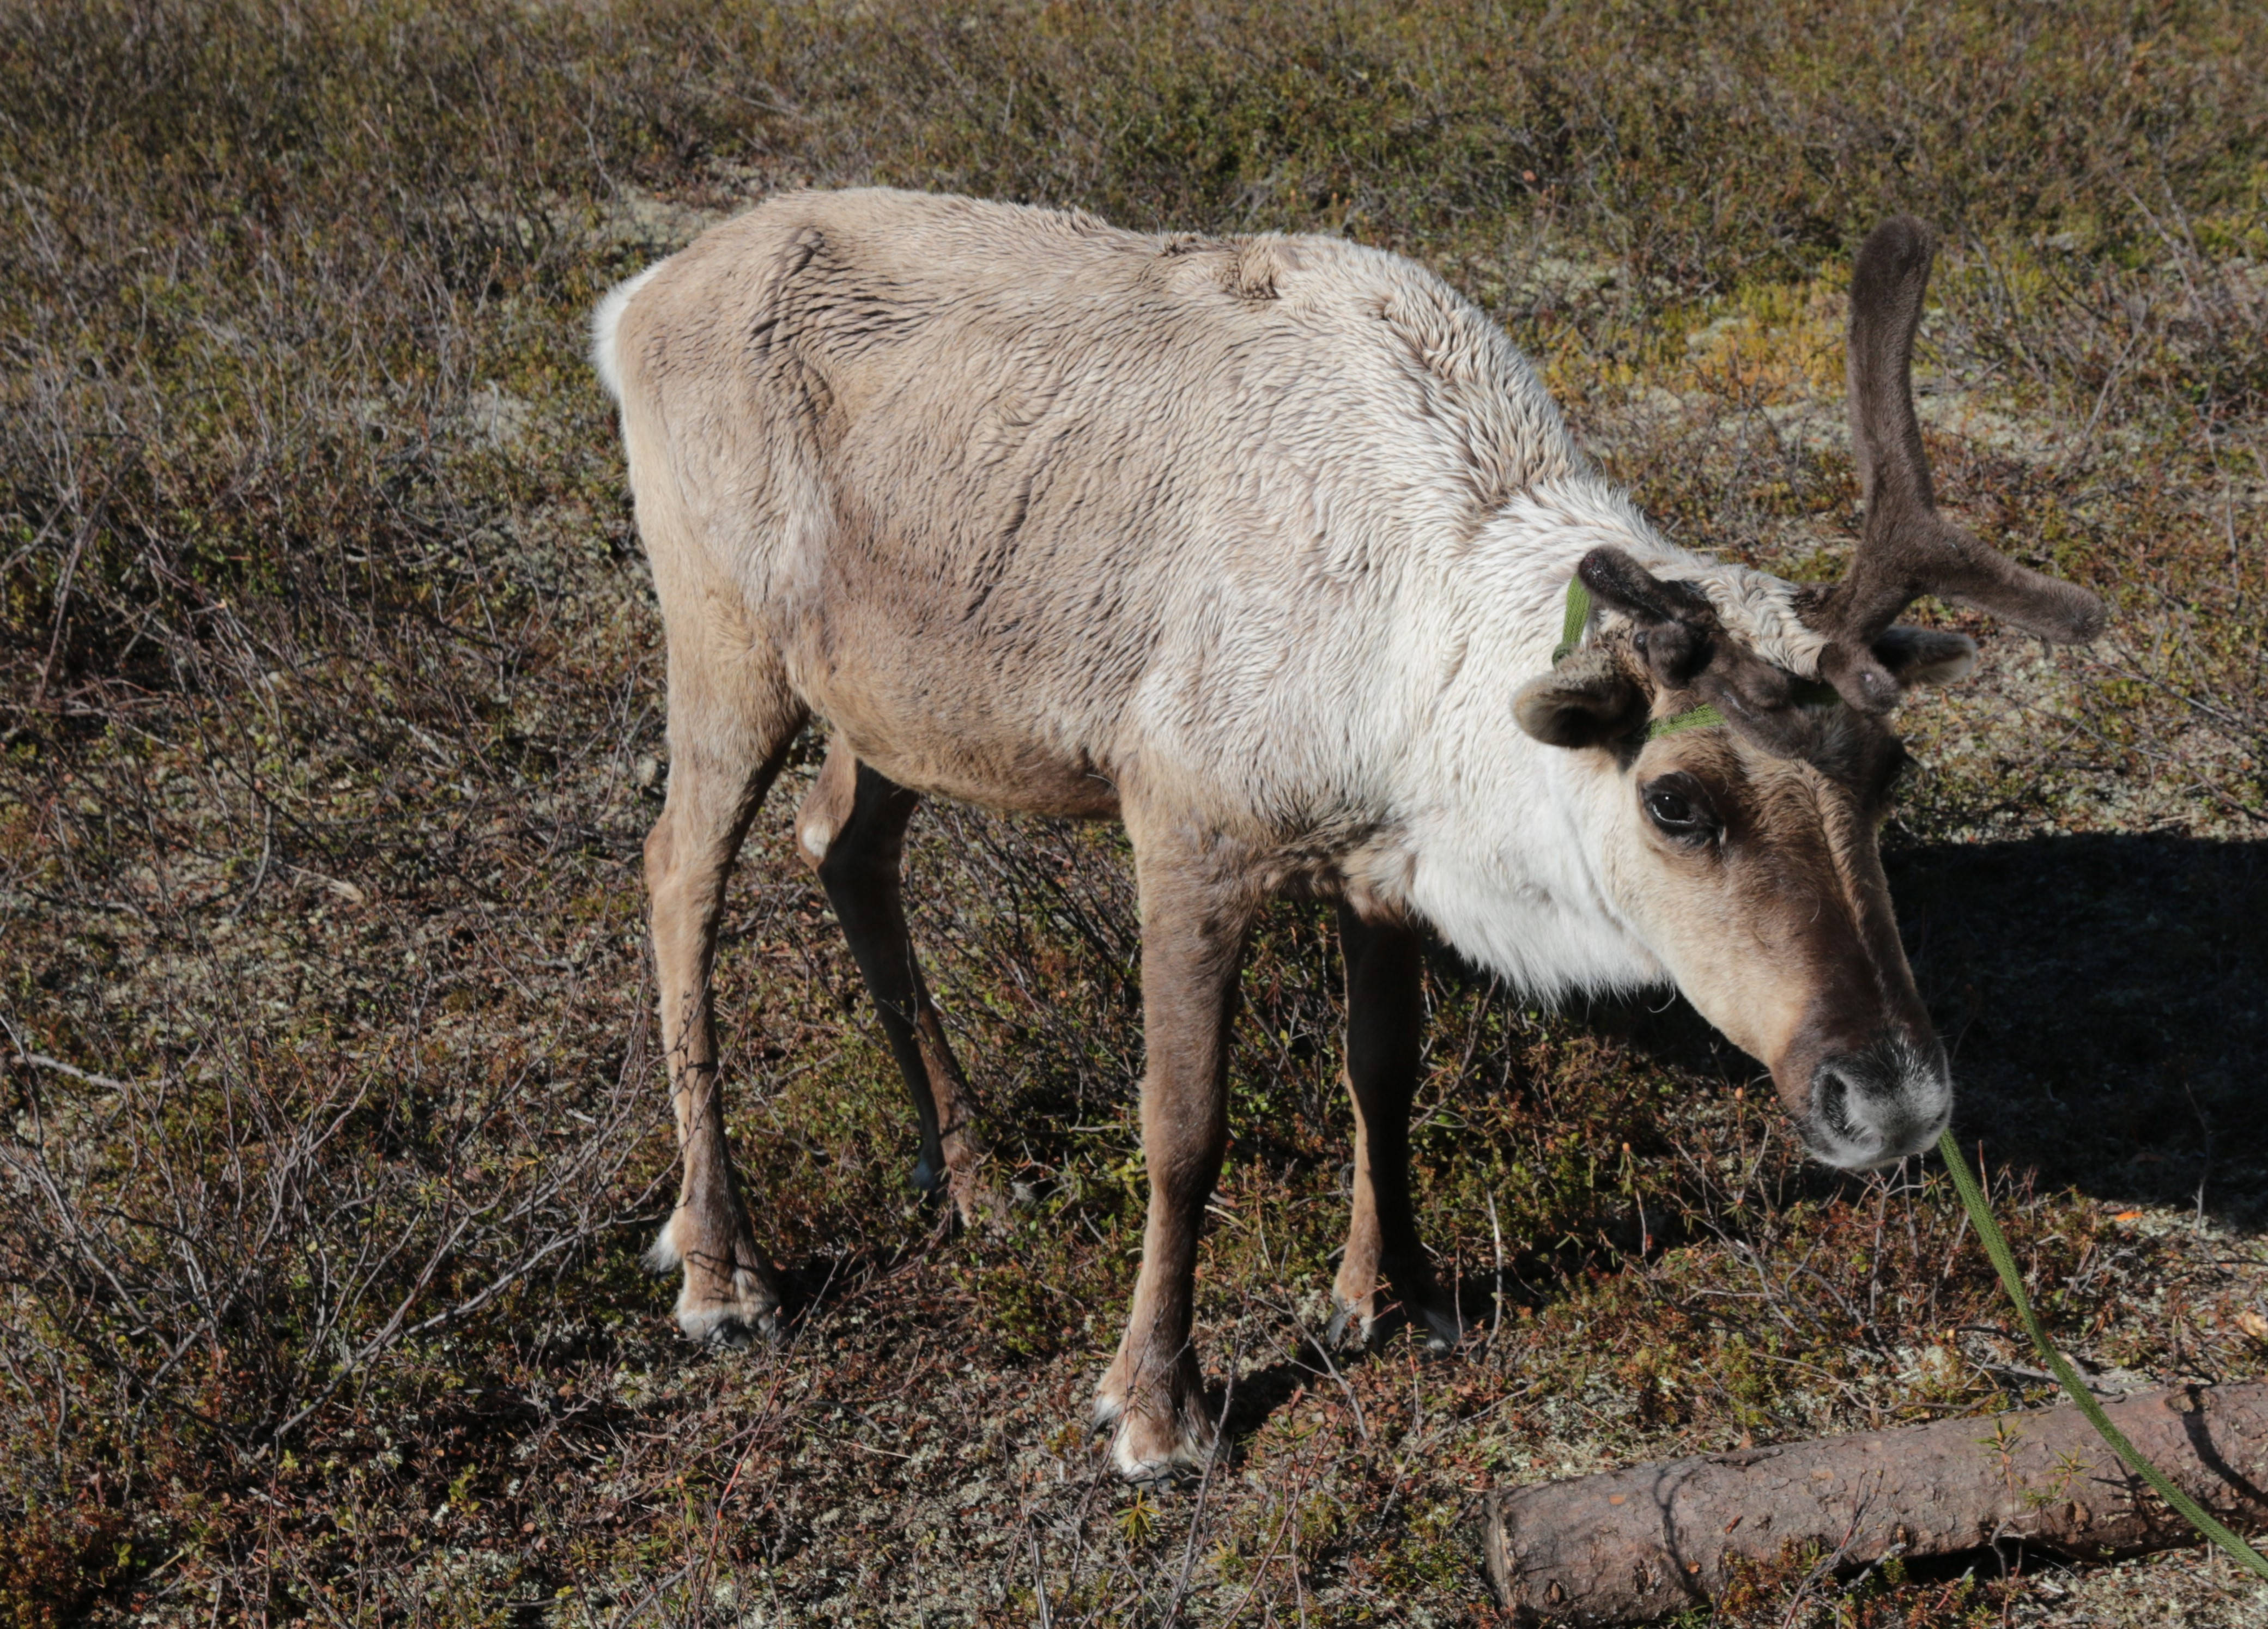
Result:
[1803, 217, 2104, 713]
[1574, 545, 1821, 757]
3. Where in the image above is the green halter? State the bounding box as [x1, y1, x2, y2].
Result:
[1551, 576, 1727, 739]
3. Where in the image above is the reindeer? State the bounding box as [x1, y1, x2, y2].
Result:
[591, 192, 2101, 1479]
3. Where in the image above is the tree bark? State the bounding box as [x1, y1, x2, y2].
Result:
[1481, 1383, 2268, 1625]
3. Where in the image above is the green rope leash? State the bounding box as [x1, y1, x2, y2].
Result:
[1936, 1129, 2268, 1581]
[1646, 704, 1724, 739]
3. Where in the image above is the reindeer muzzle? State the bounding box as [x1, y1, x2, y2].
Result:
[1798, 1031, 1952, 1170]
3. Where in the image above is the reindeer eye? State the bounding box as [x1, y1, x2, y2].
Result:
[1646, 791, 1696, 828]
[1640, 775, 1717, 842]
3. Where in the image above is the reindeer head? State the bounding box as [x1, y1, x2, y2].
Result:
[1512, 218, 2103, 1169]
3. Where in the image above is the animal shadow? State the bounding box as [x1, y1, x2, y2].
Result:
[1886, 831, 2266, 1225]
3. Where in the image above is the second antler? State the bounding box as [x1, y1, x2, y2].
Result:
[1800, 216, 2105, 713]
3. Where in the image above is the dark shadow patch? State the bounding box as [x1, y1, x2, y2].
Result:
[1888, 832, 2266, 1225]
[1214, 1354, 1312, 1451]
[1420, 832, 2265, 1226]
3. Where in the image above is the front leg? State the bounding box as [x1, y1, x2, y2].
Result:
[1328, 902, 1462, 1352]
[1093, 825, 1259, 1481]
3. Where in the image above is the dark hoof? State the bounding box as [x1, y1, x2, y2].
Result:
[681, 1303, 786, 1348]
[1324, 1300, 1377, 1353]
[1415, 1301, 1467, 1354]
[714, 1311, 783, 1348]
[708, 1309, 785, 1348]
[1326, 1296, 1466, 1355]
[1121, 1457, 1204, 1491]
[909, 1156, 944, 1195]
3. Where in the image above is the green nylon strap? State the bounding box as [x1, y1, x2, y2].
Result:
[1937, 1129, 2268, 1581]
[1552, 578, 1593, 666]
[1551, 575, 1724, 738]
[1647, 704, 1725, 739]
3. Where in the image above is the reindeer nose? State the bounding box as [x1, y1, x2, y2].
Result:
[1802, 1034, 1951, 1170]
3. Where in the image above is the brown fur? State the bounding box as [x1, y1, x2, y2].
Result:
[1329, 905, 1459, 1351]
[1611, 709, 1931, 1117]
[796, 744, 994, 1224]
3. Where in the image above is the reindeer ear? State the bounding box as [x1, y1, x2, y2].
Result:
[1514, 651, 1647, 749]
[1871, 625, 1978, 688]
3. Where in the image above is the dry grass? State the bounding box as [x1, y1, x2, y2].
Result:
[3, 2, 2265, 1624]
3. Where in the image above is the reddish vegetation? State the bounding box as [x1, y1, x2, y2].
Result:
[3, 3, 2265, 1624]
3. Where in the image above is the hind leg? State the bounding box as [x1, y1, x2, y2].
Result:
[642, 633, 807, 1345]
[795, 741, 997, 1228]
[1327, 903, 1463, 1352]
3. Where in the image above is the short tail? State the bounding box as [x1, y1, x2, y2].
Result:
[590, 263, 664, 403]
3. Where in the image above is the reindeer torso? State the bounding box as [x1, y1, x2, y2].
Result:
[610, 188, 1581, 831]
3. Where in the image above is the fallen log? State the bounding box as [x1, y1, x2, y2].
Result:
[1482, 1382, 2268, 1625]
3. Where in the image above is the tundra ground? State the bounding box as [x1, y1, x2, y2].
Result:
[4, 4, 2266, 1624]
